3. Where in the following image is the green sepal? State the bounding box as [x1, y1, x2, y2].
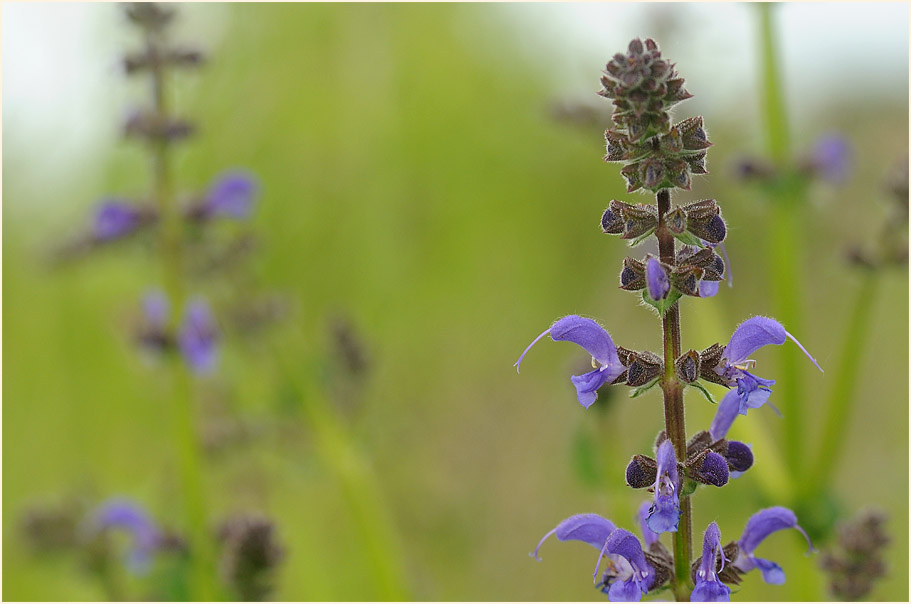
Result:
[627, 228, 657, 247]
[641, 288, 682, 316]
[672, 230, 705, 247]
[687, 380, 716, 404]
[629, 377, 661, 398]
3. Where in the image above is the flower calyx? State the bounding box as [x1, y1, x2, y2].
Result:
[616, 346, 664, 387]
[691, 541, 744, 586]
[601, 200, 659, 243]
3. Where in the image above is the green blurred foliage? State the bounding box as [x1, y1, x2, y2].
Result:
[3, 3, 907, 601]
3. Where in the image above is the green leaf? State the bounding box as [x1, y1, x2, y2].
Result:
[629, 377, 661, 398]
[687, 380, 717, 404]
[672, 230, 705, 246]
[641, 289, 682, 316]
[627, 228, 657, 247]
[680, 477, 699, 497]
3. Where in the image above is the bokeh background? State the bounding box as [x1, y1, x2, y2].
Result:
[3, 2, 908, 601]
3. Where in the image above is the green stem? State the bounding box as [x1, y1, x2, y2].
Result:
[804, 272, 879, 497]
[147, 27, 215, 601]
[758, 2, 805, 478]
[277, 346, 411, 600]
[657, 189, 692, 601]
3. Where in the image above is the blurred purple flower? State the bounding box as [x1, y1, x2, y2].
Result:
[515, 315, 624, 408]
[178, 298, 218, 373]
[691, 522, 730, 602]
[137, 290, 171, 354]
[811, 134, 851, 184]
[93, 200, 143, 241]
[143, 290, 169, 330]
[732, 507, 813, 585]
[647, 440, 679, 533]
[93, 499, 162, 573]
[710, 317, 822, 415]
[202, 172, 258, 219]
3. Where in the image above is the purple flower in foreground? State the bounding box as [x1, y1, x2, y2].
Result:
[647, 440, 679, 533]
[645, 257, 670, 300]
[93, 499, 162, 572]
[201, 172, 258, 219]
[178, 298, 218, 373]
[732, 507, 814, 585]
[811, 134, 851, 184]
[531, 514, 657, 602]
[712, 317, 822, 414]
[691, 522, 730, 602]
[93, 200, 143, 241]
[636, 501, 659, 549]
[515, 315, 624, 408]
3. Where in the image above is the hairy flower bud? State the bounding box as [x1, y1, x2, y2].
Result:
[670, 265, 703, 297]
[626, 454, 658, 488]
[675, 349, 700, 383]
[619, 256, 646, 291]
[625, 350, 663, 386]
[724, 441, 754, 473]
[689, 451, 729, 487]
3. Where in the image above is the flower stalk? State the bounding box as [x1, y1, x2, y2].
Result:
[657, 188, 693, 598]
[758, 2, 807, 478]
[138, 9, 214, 600]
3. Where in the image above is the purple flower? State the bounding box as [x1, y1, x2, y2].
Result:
[597, 529, 657, 601]
[532, 513, 662, 601]
[811, 134, 851, 184]
[515, 315, 624, 408]
[178, 298, 218, 373]
[137, 290, 171, 354]
[93, 200, 143, 241]
[202, 172, 258, 219]
[636, 501, 659, 548]
[645, 257, 670, 300]
[691, 522, 730, 602]
[712, 317, 822, 415]
[92, 499, 162, 573]
[732, 507, 813, 585]
[647, 440, 679, 533]
[699, 280, 719, 298]
[531, 513, 617, 561]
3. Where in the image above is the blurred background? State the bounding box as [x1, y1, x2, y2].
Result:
[3, 2, 908, 601]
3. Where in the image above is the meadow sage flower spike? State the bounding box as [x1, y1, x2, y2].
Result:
[521, 37, 821, 600]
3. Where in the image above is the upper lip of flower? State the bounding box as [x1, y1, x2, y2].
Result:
[514, 315, 624, 408]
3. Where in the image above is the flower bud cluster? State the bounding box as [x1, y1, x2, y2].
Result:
[599, 38, 710, 193]
[820, 509, 890, 601]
